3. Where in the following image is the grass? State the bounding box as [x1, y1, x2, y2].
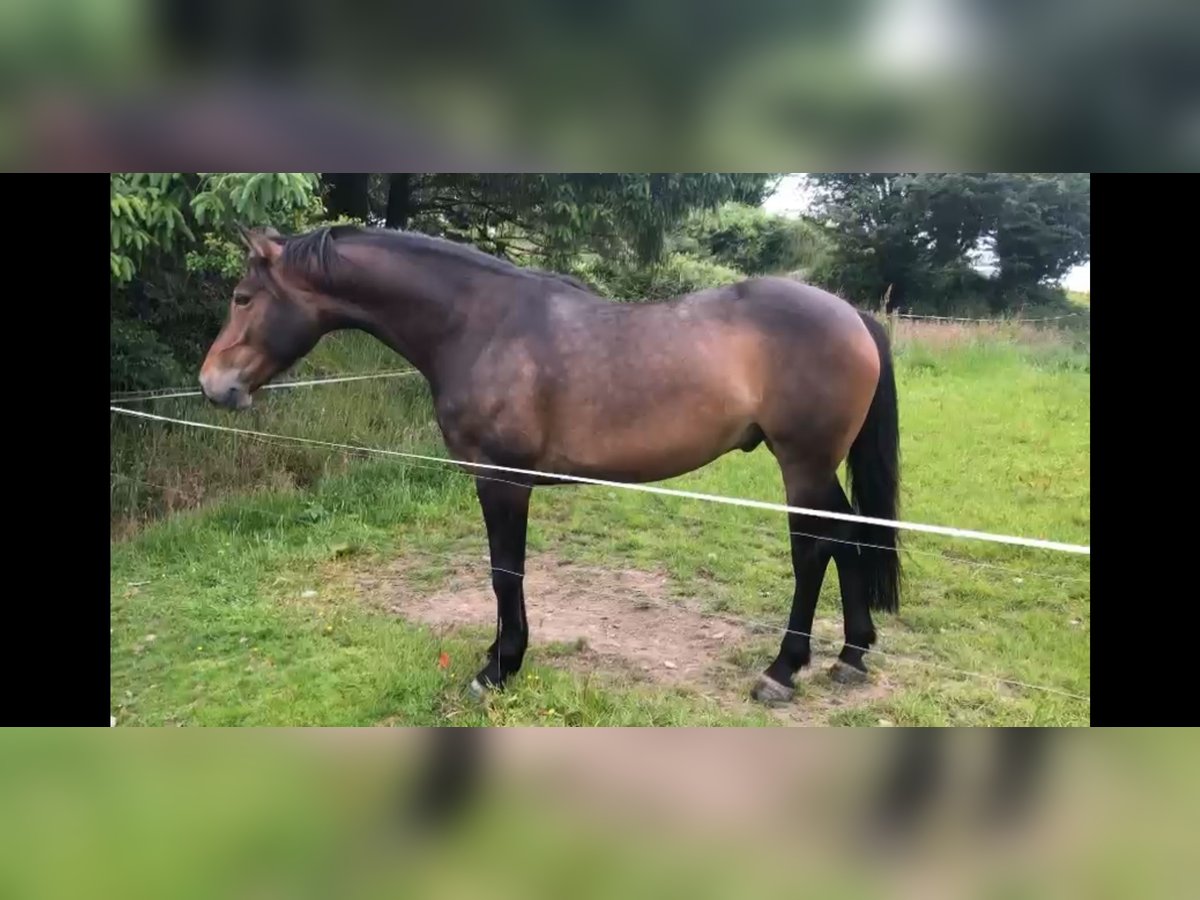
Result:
[110, 321, 1090, 726]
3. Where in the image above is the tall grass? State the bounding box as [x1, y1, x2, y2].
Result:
[110, 333, 448, 536]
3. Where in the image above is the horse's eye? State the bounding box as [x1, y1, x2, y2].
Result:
[233, 293, 252, 307]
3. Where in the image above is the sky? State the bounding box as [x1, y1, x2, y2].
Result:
[762, 174, 1091, 293]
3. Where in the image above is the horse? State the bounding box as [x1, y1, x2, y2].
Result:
[199, 224, 901, 706]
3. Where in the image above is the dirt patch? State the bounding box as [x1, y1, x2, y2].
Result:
[354, 552, 895, 724]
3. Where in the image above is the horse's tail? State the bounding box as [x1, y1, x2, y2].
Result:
[846, 312, 902, 614]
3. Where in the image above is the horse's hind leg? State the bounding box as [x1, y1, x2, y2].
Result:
[751, 465, 843, 705]
[827, 481, 877, 683]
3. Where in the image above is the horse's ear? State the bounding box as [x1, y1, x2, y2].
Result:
[236, 224, 283, 263]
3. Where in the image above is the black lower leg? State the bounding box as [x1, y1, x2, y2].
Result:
[473, 478, 530, 692]
[753, 475, 840, 700]
[835, 581, 876, 673]
[763, 527, 832, 688]
[830, 483, 877, 673]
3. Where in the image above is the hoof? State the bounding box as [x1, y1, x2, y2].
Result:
[468, 678, 490, 701]
[750, 674, 795, 706]
[829, 660, 869, 685]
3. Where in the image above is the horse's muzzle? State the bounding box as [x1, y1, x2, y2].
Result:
[199, 369, 252, 410]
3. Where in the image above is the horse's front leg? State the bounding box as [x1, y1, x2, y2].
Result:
[470, 476, 531, 697]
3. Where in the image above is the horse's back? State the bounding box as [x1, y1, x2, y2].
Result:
[695, 276, 867, 332]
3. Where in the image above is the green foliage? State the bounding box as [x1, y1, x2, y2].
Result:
[993, 174, 1090, 289]
[365, 174, 777, 268]
[109, 318, 186, 388]
[807, 173, 928, 308]
[914, 263, 995, 317]
[807, 173, 1090, 315]
[184, 233, 252, 282]
[110, 174, 324, 391]
[111, 173, 320, 285]
[110, 174, 195, 284]
[571, 252, 744, 301]
[679, 202, 831, 276]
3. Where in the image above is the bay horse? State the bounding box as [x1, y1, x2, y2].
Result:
[199, 224, 901, 706]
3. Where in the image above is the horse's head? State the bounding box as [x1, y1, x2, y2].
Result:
[199, 226, 325, 409]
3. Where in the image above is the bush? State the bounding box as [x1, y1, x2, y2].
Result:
[805, 251, 880, 306]
[110, 318, 186, 390]
[679, 203, 832, 276]
[572, 252, 744, 301]
[908, 264, 995, 317]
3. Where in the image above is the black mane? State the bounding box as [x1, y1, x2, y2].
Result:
[280, 225, 595, 295]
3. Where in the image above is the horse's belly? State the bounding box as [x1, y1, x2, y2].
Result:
[548, 409, 753, 483]
[541, 334, 765, 482]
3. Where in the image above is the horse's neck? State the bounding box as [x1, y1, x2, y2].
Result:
[333, 261, 490, 380]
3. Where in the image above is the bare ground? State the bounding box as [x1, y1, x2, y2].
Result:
[353, 552, 896, 725]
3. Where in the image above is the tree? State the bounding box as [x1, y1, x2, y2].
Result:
[110, 173, 323, 389]
[993, 174, 1090, 292]
[807, 173, 1090, 313]
[911, 174, 1006, 266]
[331, 173, 778, 268]
[384, 174, 413, 229]
[681, 201, 831, 276]
[808, 173, 927, 310]
[111, 173, 322, 286]
[322, 174, 371, 221]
